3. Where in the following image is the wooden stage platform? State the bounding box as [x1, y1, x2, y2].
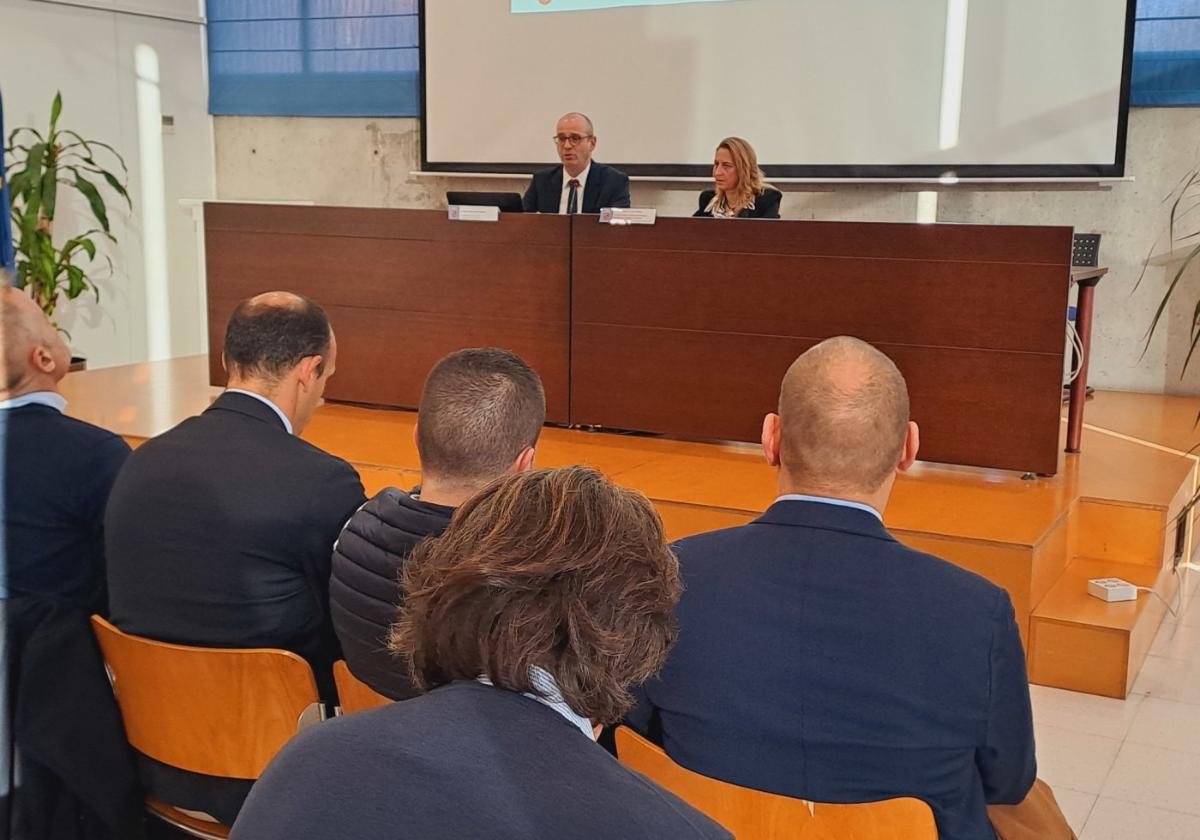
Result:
[64, 356, 1198, 700]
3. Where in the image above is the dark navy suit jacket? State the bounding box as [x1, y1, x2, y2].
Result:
[1, 401, 130, 611]
[522, 161, 631, 213]
[232, 681, 732, 840]
[628, 500, 1036, 840]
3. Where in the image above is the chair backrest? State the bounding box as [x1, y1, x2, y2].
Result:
[90, 616, 319, 779]
[333, 660, 391, 714]
[614, 727, 937, 840]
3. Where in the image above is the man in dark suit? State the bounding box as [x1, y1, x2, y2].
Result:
[522, 112, 631, 214]
[1, 285, 141, 837]
[104, 292, 366, 824]
[0, 285, 131, 613]
[628, 336, 1037, 840]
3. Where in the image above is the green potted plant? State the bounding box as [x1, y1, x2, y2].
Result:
[4, 91, 131, 367]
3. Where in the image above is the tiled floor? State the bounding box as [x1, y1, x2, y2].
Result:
[1038, 567, 1200, 839]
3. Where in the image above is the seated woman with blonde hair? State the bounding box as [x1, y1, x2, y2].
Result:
[695, 136, 782, 219]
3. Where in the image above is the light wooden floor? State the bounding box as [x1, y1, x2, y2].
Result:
[61, 356, 1194, 545]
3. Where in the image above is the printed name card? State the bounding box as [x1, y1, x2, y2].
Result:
[600, 207, 657, 225]
[448, 205, 501, 222]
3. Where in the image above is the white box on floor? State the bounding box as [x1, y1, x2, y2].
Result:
[1086, 577, 1138, 603]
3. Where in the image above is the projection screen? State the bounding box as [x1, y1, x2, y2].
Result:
[420, 0, 1135, 179]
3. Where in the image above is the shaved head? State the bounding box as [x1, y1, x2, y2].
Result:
[557, 112, 594, 135]
[778, 336, 911, 494]
[1, 284, 69, 393]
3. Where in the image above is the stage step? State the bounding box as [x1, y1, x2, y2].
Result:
[1028, 556, 1181, 698]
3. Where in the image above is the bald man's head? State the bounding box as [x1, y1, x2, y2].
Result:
[777, 337, 911, 494]
[1, 284, 70, 394]
[222, 292, 332, 382]
[557, 112, 595, 135]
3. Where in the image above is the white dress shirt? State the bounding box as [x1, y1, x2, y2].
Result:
[774, 493, 883, 522]
[478, 667, 595, 740]
[558, 162, 592, 214]
[0, 391, 68, 412]
[224, 388, 294, 434]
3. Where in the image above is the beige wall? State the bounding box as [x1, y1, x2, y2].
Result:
[214, 109, 1200, 395]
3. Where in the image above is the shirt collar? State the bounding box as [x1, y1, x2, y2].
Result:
[563, 162, 591, 187]
[477, 667, 595, 741]
[774, 493, 883, 522]
[224, 388, 294, 435]
[0, 391, 68, 413]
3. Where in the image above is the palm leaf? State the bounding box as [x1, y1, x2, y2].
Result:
[49, 92, 62, 133]
[1144, 243, 1200, 355]
[60, 161, 131, 209]
[72, 172, 110, 234]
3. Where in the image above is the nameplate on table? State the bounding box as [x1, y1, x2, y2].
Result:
[600, 207, 657, 226]
[448, 205, 501, 223]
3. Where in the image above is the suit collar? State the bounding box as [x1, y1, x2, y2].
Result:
[754, 498, 896, 543]
[581, 164, 600, 211]
[207, 390, 290, 432]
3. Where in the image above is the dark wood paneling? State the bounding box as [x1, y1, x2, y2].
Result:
[205, 205, 570, 423]
[570, 217, 1072, 475]
[209, 299, 569, 422]
[572, 216, 1073, 265]
[573, 250, 1068, 354]
[571, 325, 1064, 474]
[206, 231, 567, 320]
[205, 203, 570, 246]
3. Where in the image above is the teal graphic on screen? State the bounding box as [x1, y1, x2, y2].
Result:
[513, 0, 736, 12]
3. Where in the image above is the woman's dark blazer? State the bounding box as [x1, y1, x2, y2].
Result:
[694, 186, 782, 219]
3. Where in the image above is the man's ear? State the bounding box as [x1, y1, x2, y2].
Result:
[30, 343, 56, 375]
[297, 355, 323, 390]
[513, 446, 536, 474]
[761, 413, 782, 468]
[898, 421, 920, 473]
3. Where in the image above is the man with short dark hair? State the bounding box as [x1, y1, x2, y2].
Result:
[628, 336, 1037, 840]
[522, 112, 631, 214]
[105, 292, 365, 825]
[331, 347, 545, 699]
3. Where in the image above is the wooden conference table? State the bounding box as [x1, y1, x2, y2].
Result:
[205, 205, 1075, 475]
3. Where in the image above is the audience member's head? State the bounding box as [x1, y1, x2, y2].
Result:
[554, 112, 597, 177]
[222, 292, 335, 434]
[762, 336, 919, 508]
[712, 136, 768, 211]
[391, 466, 681, 726]
[415, 348, 545, 506]
[1, 285, 71, 399]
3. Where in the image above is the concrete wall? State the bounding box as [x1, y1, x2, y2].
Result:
[214, 109, 1200, 394]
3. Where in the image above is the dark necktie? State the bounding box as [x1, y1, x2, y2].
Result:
[567, 179, 581, 214]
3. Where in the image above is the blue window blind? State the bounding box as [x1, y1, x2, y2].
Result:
[1132, 1, 1200, 106]
[206, 0, 420, 116]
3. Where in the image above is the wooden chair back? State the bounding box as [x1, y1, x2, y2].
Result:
[614, 727, 937, 840]
[91, 615, 319, 779]
[333, 660, 392, 713]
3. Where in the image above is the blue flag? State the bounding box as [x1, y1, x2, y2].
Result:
[0, 86, 14, 277]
